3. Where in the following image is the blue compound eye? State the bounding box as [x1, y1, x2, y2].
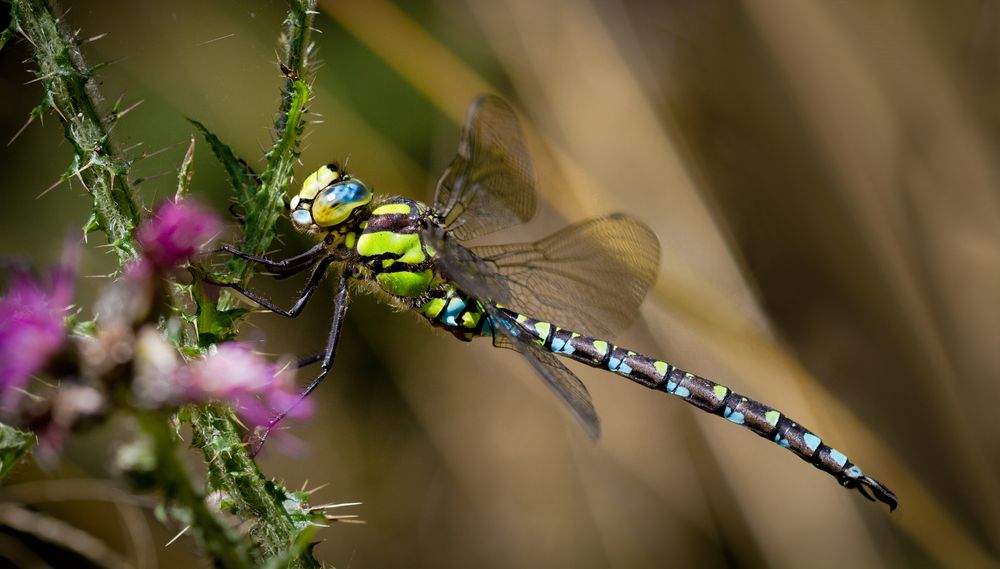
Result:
[328, 181, 368, 203]
[311, 179, 372, 227]
[291, 208, 313, 226]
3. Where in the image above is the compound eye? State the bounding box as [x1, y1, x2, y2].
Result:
[297, 165, 340, 201]
[311, 180, 372, 226]
[291, 208, 313, 226]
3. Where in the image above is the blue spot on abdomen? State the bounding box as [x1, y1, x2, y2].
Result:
[803, 433, 821, 452]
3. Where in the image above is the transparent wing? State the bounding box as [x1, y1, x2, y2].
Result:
[423, 227, 513, 303]
[433, 95, 537, 241]
[488, 306, 600, 439]
[472, 214, 660, 337]
[423, 231, 600, 437]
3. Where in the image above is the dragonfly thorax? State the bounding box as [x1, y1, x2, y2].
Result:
[355, 197, 441, 300]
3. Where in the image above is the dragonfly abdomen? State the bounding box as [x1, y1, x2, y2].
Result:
[418, 286, 493, 341]
[502, 308, 898, 510]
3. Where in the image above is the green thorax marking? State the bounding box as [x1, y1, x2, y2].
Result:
[355, 198, 438, 299]
[343, 197, 490, 339]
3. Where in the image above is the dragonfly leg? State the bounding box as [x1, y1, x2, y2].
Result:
[250, 270, 350, 455]
[218, 242, 328, 277]
[296, 353, 324, 368]
[207, 255, 335, 317]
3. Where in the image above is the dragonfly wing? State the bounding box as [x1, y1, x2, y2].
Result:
[433, 95, 537, 241]
[489, 306, 601, 439]
[472, 214, 660, 337]
[423, 227, 514, 305]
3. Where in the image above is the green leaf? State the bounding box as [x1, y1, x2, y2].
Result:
[190, 276, 248, 344]
[188, 119, 259, 205]
[0, 423, 35, 482]
[0, 25, 13, 54]
[175, 135, 196, 200]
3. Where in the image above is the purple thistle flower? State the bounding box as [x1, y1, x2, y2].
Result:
[182, 343, 311, 428]
[0, 244, 78, 414]
[136, 199, 221, 271]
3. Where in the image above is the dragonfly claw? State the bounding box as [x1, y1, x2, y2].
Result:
[247, 424, 274, 458]
[843, 472, 898, 511]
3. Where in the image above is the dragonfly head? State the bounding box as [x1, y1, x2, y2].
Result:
[289, 164, 372, 232]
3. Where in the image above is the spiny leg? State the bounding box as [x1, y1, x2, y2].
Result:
[206, 255, 335, 317]
[218, 242, 327, 278]
[251, 270, 351, 455]
[297, 353, 324, 368]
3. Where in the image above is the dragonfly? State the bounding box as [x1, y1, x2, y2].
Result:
[210, 94, 898, 511]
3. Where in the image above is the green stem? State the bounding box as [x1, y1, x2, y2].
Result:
[8, 0, 325, 565]
[6, 0, 140, 262]
[187, 405, 320, 568]
[276, 0, 315, 133]
[139, 414, 256, 569]
[228, 0, 317, 281]
[187, 3, 322, 568]
[2, 3, 251, 564]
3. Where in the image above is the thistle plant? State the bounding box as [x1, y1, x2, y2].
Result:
[0, 0, 346, 566]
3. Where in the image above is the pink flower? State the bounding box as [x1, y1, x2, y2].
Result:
[136, 200, 221, 270]
[0, 244, 78, 414]
[182, 343, 311, 427]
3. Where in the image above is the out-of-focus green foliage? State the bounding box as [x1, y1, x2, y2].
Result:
[0, 424, 34, 482]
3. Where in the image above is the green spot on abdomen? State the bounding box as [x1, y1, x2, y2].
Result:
[377, 270, 432, 298]
[765, 410, 781, 426]
[462, 309, 482, 329]
[654, 361, 669, 377]
[713, 385, 729, 401]
[420, 297, 446, 319]
[534, 322, 551, 340]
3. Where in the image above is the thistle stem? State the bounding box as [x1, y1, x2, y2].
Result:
[6, 0, 139, 262]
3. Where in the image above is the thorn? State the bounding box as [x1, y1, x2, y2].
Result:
[49, 103, 67, 123]
[36, 177, 64, 200]
[307, 502, 362, 512]
[165, 525, 191, 547]
[131, 170, 171, 186]
[122, 141, 143, 155]
[89, 56, 126, 74]
[325, 516, 366, 524]
[83, 32, 109, 44]
[24, 71, 57, 85]
[65, 165, 91, 196]
[110, 90, 126, 110]
[137, 140, 185, 161]
[8, 114, 37, 147]
[197, 33, 236, 46]
[110, 98, 144, 122]
[13, 386, 45, 402]
[275, 360, 294, 377]
[303, 483, 329, 496]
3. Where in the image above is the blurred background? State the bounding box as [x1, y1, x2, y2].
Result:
[2, 0, 1000, 567]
